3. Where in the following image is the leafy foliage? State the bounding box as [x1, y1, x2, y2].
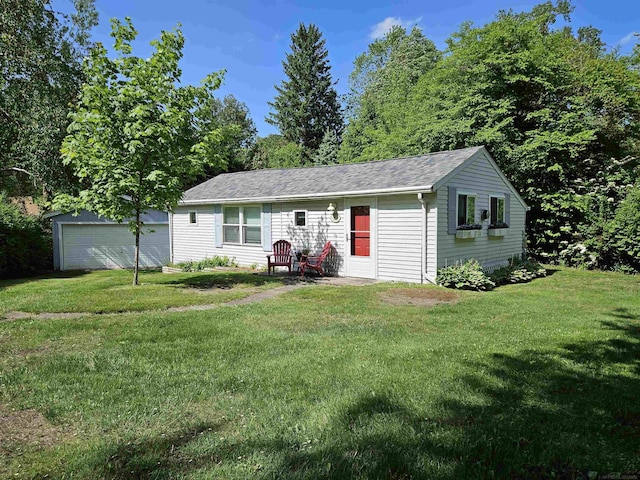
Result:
[56, 18, 226, 284]
[490, 256, 547, 285]
[267, 23, 343, 162]
[341, 2, 640, 262]
[170, 256, 238, 272]
[603, 185, 640, 272]
[246, 134, 305, 170]
[186, 94, 257, 188]
[0, 194, 51, 277]
[0, 0, 98, 199]
[340, 26, 440, 163]
[436, 259, 496, 291]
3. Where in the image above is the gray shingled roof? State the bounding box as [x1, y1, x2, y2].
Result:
[181, 146, 485, 203]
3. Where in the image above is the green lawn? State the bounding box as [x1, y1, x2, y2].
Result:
[1, 267, 639, 479]
[0, 269, 287, 314]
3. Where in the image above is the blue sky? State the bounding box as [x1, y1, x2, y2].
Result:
[55, 0, 639, 137]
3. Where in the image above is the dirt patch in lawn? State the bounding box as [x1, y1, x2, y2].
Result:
[0, 404, 66, 451]
[379, 288, 460, 307]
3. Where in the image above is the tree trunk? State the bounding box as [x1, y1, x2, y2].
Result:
[133, 209, 141, 286]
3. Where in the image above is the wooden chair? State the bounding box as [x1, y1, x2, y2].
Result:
[267, 239, 292, 275]
[299, 241, 332, 277]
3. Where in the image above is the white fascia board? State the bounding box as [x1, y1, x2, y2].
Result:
[42, 210, 62, 219]
[178, 185, 434, 206]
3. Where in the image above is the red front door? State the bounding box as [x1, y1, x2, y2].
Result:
[350, 206, 370, 256]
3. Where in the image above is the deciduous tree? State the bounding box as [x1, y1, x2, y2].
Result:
[57, 18, 226, 285]
[0, 0, 98, 199]
[340, 1, 640, 261]
[186, 94, 257, 188]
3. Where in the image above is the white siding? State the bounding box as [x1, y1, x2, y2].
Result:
[377, 195, 423, 283]
[171, 206, 217, 262]
[172, 205, 268, 267]
[436, 152, 527, 271]
[172, 202, 346, 272]
[274, 200, 346, 275]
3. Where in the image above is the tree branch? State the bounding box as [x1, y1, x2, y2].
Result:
[3, 167, 36, 177]
[0, 105, 19, 126]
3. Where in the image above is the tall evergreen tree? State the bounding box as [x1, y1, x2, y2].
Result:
[266, 23, 343, 162]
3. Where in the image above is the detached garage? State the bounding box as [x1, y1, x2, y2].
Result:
[46, 210, 169, 271]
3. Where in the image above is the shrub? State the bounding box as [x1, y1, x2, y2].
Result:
[602, 185, 640, 273]
[437, 259, 495, 291]
[558, 243, 598, 269]
[491, 256, 547, 285]
[491, 257, 547, 285]
[0, 195, 52, 277]
[170, 256, 238, 272]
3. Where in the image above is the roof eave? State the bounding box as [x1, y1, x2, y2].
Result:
[179, 185, 435, 205]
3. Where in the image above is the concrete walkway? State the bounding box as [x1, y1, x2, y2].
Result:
[2, 275, 377, 322]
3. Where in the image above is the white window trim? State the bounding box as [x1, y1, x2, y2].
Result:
[456, 191, 477, 227]
[188, 210, 198, 225]
[222, 205, 262, 246]
[293, 210, 307, 227]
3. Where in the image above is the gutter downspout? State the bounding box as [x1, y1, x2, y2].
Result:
[168, 211, 174, 265]
[417, 193, 437, 285]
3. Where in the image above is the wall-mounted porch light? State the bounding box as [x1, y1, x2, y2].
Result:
[327, 202, 340, 222]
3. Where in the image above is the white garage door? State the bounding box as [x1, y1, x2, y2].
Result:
[61, 224, 170, 270]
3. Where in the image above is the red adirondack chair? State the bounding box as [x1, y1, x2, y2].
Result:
[299, 241, 332, 277]
[267, 239, 292, 275]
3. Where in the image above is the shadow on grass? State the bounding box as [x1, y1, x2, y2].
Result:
[0, 269, 88, 290]
[96, 421, 226, 479]
[77, 312, 640, 479]
[162, 272, 293, 290]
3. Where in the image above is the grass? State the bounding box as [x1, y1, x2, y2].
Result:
[0, 269, 287, 314]
[1, 267, 639, 478]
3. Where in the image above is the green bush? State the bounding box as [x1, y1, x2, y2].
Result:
[558, 243, 598, 269]
[491, 257, 547, 285]
[437, 259, 495, 291]
[602, 185, 640, 273]
[0, 194, 52, 277]
[170, 256, 238, 272]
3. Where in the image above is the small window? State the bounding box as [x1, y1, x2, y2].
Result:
[457, 194, 476, 227]
[294, 210, 306, 227]
[490, 196, 505, 225]
[189, 211, 197, 224]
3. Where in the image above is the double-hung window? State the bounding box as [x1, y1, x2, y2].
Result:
[242, 206, 262, 244]
[490, 196, 506, 225]
[457, 193, 476, 227]
[223, 206, 261, 245]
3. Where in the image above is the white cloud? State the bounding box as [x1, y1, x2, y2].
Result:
[369, 16, 423, 40]
[618, 31, 639, 46]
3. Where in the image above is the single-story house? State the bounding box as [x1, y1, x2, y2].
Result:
[170, 146, 528, 283]
[46, 209, 169, 271]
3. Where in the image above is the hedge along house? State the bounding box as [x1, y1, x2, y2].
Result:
[171, 146, 528, 283]
[46, 209, 169, 271]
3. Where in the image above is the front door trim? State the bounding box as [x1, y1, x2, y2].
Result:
[344, 196, 377, 279]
